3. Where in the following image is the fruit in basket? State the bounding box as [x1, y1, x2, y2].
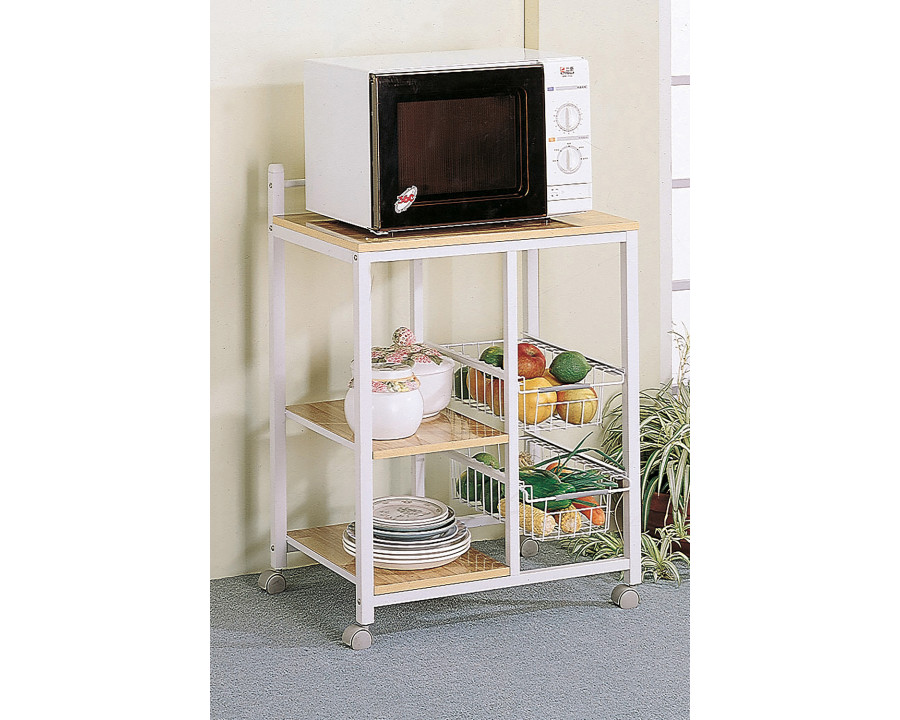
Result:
[548, 350, 591, 383]
[542, 370, 562, 387]
[517, 342, 546, 379]
[498, 377, 555, 424]
[473, 375, 557, 424]
[479, 345, 504, 367]
[519, 377, 556, 424]
[554, 387, 599, 424]
[465, 347, 504, 411]
[466, 368, 499, 410]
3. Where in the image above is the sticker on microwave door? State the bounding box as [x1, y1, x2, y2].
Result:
[559, 66, 575, 77]
[395, 186, 418, 213]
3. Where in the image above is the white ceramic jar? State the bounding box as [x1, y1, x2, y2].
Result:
[344, 362, 424, 440]
[370, 327, 455, 419]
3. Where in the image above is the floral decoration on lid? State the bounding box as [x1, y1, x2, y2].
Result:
[371, 327, 446, 367]
[348, 362, 421, 393]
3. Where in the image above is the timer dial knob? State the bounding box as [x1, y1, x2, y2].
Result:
[557, 145, 583, 174]
[555, 103, 582, 132]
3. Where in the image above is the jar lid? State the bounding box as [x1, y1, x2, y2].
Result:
[370, 326, 449, 367]
[371, 362, 417, 381]
[349, 361, 421, 393]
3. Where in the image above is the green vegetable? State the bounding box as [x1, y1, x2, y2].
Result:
[456, 452, 504, 513]
[519, 469, 577, 511]
[560, 470, 618, 492]
[454, 367, 470, 400]
[479, 345, 504, 368]
[473, 451, 500, 468]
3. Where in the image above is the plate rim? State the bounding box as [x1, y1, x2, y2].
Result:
[371, 495, 451, 526]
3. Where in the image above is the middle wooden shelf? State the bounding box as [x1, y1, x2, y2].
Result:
[285, 400, 508, 459]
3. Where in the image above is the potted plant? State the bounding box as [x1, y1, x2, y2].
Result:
[562, 525, 690, 586]
[597, 331, 690, 551]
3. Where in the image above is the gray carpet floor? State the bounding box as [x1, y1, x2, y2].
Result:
[210, 540, 690, 720]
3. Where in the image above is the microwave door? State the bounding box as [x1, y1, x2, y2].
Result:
[372, 66, 547, 230]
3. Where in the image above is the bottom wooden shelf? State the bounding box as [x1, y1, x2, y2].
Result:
[288, 524, 509, 595]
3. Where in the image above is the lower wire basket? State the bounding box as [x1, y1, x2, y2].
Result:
[450, 435, 629, 541]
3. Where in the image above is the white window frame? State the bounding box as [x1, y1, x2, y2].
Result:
[660, 0, 690, 381]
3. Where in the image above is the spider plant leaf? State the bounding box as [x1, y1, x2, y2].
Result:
[668, 452, 688, 516]
[641, 491, 654, 529]
[661, 560, 682, 586]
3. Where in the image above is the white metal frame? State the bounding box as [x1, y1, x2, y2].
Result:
[266, 163, 641, 630]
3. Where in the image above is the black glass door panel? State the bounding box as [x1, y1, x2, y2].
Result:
[373, 66, 546, 230]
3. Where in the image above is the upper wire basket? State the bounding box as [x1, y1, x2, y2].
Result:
[434, 335, 625, 432]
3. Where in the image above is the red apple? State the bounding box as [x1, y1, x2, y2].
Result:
[517, 342, 546, 380]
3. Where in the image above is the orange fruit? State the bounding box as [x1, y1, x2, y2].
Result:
[466, 368, 501, 414]
[470, 372, 557, 424]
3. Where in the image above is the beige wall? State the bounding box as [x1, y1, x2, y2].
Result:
[211, 1, 661, 579]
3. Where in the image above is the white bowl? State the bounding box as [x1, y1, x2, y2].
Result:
[412, 355, 455, 418]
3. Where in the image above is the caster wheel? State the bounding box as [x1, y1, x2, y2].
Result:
[258, 570, 286, 595]
[342, 623, 373, 650]
[611, 583, 640, 609]
[520, 538, 540, 558]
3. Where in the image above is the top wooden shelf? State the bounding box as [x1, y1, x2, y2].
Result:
[272, 210, 638, 254]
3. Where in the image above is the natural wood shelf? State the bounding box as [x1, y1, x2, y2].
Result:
[286, 400, 508, 459]
[273, 210, 639, 254]
[288, 524, 510, 595]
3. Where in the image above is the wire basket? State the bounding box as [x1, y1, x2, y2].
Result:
[449, 436, 628, 540]
[437, 335, 625, 432]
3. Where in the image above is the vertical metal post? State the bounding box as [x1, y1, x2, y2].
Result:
[523, 249, 539, 336]
[410, 258, 425, 340]
[410, 258, 425, 494]
[413, 454, 426, 497]
[621, 230, 642, 584]
[267, 164, 287, 570]
[353, 253, 376, 625]
[502, 251, 521, 574]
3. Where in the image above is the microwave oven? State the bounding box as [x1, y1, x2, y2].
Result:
[303, 48, 592, 233]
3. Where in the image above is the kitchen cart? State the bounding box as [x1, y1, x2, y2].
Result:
[262, 164, 642, 650]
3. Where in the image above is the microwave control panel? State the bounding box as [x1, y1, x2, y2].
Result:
[541, 57, 592, 214]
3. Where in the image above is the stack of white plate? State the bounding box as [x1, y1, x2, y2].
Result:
[342, 496, 471, 570]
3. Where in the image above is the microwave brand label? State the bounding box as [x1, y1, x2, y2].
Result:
[559, 66, 575, 77]
[394, 185, 418, 213]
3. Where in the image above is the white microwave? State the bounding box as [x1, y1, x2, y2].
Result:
[303, 48, 593, 233]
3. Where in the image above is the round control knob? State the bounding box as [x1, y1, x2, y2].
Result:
[555, 103, 582, 132]
[557, 145, 583, 174]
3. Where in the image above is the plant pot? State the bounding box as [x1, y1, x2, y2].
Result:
[671, 538, 690, 558]
[646, 492, 690, 557]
